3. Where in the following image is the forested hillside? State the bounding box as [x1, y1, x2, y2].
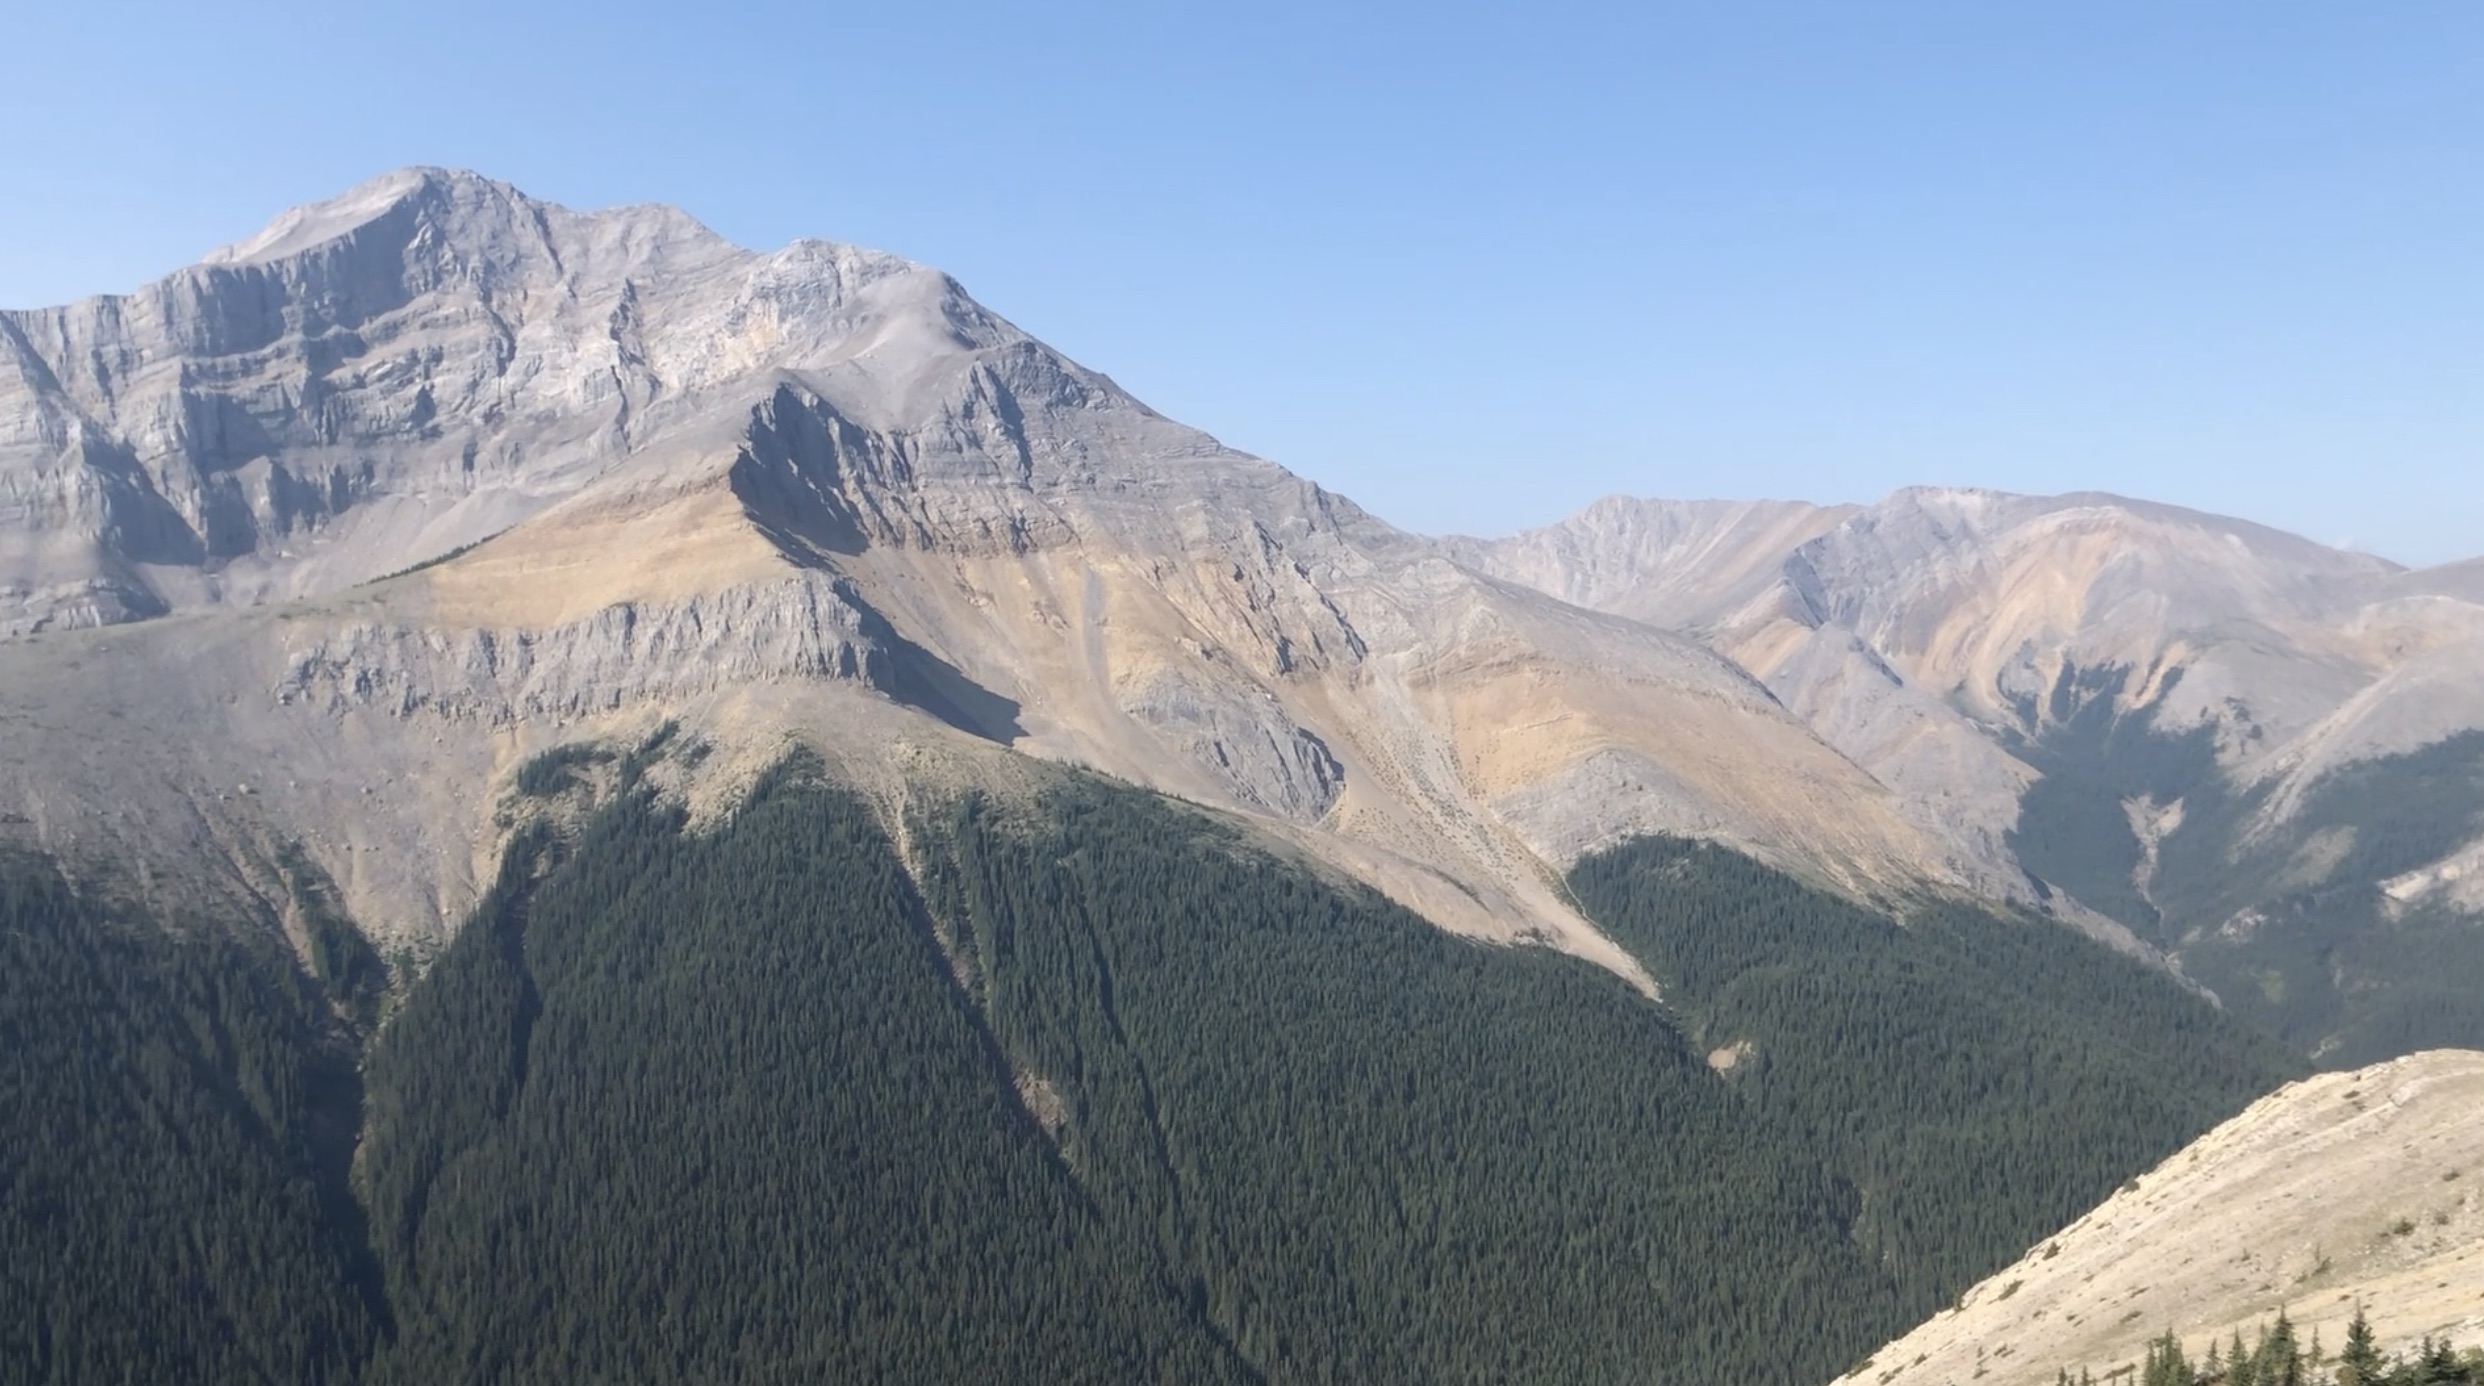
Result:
[1569, 837, 2303, 1325]
[356, 756, 1246, 1383]
[0, 854, 379, 1382]
[2156, 732, 2484, 1065]
[2, 739, 2302, 1384]
[2000, 660, 2484, 1066]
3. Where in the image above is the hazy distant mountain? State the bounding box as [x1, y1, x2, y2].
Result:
[1464, 488, 2484, 1061]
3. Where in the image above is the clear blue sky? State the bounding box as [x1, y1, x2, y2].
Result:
[4, 2, 2477, 562]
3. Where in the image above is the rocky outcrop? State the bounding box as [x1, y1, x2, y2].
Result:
[1117, 665, 1345, 820]
[274, 573, 885, 722]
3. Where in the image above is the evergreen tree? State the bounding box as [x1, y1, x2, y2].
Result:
[2414, 1337, 2471, 1385]
[2035, 1301, 2484, 1386]
[2144, 1329, 2197, 1386]
[2258, 1309, 2304, 1386]
[2340, 1305, 2386, 1386]
[2232, 1328, 2261, 1386]
[0, 742, 2330, 1385]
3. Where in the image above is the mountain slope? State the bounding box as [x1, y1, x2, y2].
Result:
[358, 756, 1255, 1384]
[0, 853, 380, 1382]
[0, 169, 2361, 1385]
[1829, 1050, 2484, 1386]
[1438, 495, 1855, 631]
[2, 730, 2300, 1384]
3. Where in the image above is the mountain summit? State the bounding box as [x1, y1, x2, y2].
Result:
[0, 165, 1015, 627]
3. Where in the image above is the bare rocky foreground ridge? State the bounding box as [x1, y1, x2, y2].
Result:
[1831, 1049, 2484, 1386]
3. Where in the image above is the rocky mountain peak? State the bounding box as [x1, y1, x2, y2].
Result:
[175, 166, 755, 351]
[1443, 493, 1852, 630]
[0, 170, 1048, 634]
[205, 166, 567, 266]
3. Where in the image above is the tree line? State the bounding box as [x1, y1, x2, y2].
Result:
[2060, 1306, 2484, 1386]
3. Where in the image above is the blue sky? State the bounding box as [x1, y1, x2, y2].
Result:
[4, 2, 2477, 561]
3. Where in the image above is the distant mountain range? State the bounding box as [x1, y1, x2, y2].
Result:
[1459, 488, 2484, 1061]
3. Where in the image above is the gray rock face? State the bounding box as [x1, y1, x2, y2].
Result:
[0, 167, 1058, 634]
[1118, 666, 1347, 820]
[274, 573, 885, 722]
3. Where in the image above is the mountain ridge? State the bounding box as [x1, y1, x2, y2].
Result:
[7, 168, 2481, 1054]
[4, 165, 2477, 1384]
[0, 168, 1975, 989]
[1466, 484, 2484, 1059]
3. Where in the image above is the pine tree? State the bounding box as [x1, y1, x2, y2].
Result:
[2414, 1336, 2469, 1385]
[2230, 1328, 2260, 1386]
[2145, 1329, 2198, 1386]
[2338, 1304, 2386, 1386]
[2258, 1310, 2304, 1386]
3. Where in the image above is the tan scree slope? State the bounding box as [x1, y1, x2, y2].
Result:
[1830, 1050, 2484, 1386]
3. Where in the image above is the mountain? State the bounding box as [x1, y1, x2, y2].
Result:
[1437, 495, 1857, 631]
[1829, 1049, 2484, 1386]
[0, 170, 2334, 1384]
[0, 167, 2004, 985]
[22, 168, 2484, 1383]
[1462, 490, 2484, 1062]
